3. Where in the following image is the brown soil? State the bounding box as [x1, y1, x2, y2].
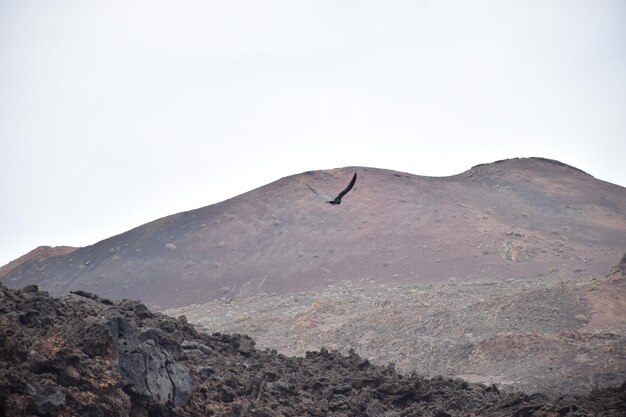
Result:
[3, 158, 626, 310]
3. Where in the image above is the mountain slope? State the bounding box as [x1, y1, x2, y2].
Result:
[3, 157, 626, 309]
[0, 246, 77, 277]
[166, 255, 626, 395]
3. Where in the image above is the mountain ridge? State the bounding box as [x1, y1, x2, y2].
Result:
[3, 157, 626, 309]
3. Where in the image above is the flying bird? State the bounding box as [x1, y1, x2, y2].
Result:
[307, 173, 357, 205]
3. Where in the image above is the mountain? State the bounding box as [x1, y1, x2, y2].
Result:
[0, 246, 77, 278]
[2, 157, 626, 309]
[1, 282, 624, 416]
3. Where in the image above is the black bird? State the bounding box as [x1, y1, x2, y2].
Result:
[307, 173, 357, 205]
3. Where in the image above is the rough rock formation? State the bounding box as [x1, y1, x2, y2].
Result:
[1, 283, 625, 416]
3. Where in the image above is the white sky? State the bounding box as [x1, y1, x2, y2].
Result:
[1, 0, 625, 267]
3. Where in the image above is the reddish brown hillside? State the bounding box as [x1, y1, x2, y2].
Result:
[0, 246, 77, 278]
[2, 158, 626, 309]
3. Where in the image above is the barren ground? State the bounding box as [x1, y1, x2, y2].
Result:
[4, 158, 626, 310]
[166, 270, 626, 395]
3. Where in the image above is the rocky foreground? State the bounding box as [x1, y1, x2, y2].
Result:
[1, 283, 625, 417]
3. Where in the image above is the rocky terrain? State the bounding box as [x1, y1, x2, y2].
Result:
[3, 158, 626, 309]
[2, 157, 625, 414]
[2, 282, 625, 417]
[166, 256, 626, 395]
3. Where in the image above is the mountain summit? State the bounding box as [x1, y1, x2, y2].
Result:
[3, 157, 626, 309]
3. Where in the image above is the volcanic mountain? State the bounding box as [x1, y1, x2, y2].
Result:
[2, 157, 626, 309]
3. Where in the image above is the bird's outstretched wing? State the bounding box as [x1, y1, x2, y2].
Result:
[306, 184, 333, 201]
[307, 173, 357, 205]
[334, 173, 357, 200]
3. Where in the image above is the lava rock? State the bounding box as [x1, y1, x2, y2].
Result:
[1, 282, 625, 416]
[116, 320, 193, 406]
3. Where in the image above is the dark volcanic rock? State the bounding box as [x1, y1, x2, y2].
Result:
[116, 319, 193, 406]
[1, 283, 625, 416]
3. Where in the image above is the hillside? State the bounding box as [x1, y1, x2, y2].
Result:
[166, 254, 626, 395]
[0, 246, 77, 278]
[2, 157, 626, 309]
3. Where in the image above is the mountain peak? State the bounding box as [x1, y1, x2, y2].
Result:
[468, 157, 592, 177]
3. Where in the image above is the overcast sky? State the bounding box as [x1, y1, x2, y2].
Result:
[1, 0, 625, 267]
